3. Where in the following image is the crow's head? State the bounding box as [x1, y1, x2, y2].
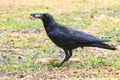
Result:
[30, 12, 55, 22]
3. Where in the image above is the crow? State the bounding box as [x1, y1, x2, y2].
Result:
[30, 12, 116, 67]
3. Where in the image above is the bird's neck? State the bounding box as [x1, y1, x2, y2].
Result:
[43, 21, 56, 31]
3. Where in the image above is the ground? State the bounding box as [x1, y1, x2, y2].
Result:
[0, 0, 120, 80]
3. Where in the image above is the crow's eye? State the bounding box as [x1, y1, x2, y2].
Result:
[44, 14, 48, 18]
[43, 14, 49, 20]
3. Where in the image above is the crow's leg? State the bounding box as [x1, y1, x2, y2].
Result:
[55, 49, 69, 67]
[66, 50, 72, 61]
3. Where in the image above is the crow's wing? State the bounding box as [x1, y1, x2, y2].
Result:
[65, 28, 105, 43]
[47, 24, 110, 46]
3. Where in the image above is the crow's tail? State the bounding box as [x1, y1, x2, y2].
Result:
[92, 43, 116, 50]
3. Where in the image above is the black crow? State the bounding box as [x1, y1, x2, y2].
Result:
[30, 12, 116, 67]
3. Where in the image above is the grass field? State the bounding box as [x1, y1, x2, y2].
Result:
[0, 0, 120, 80]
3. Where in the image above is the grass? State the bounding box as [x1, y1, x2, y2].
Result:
[0, 0, 120, 80]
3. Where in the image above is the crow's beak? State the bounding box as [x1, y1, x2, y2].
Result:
[30, 12, 42, 18]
